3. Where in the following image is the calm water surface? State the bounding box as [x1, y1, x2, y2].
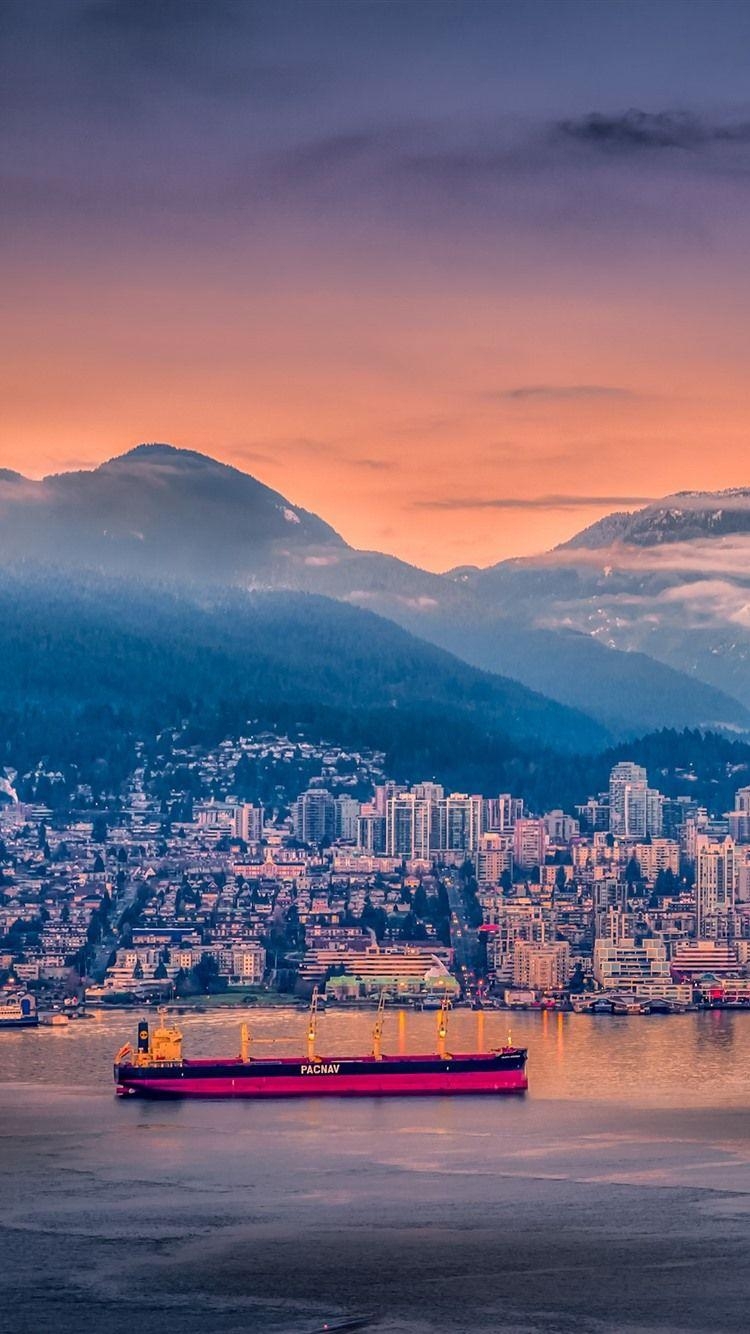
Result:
[1, 1008, 749, 1334]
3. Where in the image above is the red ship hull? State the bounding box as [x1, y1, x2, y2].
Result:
[115, 1050, 528, 1099]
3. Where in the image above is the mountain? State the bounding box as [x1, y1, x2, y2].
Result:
[455, 489, 750, 710]
[0, 572, 612, 809]
[562, 488, 750, 548]
[0, 444, 343, 580]
[2, 446, 748, 738]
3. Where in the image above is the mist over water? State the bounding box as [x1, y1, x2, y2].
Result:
[2, 1008, 750, 1334]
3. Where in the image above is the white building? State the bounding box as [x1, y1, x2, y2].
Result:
[594, 911, 690, 1002]
[695, 837, 737, 938]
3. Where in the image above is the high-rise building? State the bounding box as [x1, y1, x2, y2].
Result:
[335, 796, 360, 842]
[608, 762, 663, 839]
[609, 762, 648, 837]
[646, 787, 664, 838]
[440, 793, 483, 853]
[544, 809, 580, 843]
[513, 818, 547, 871]
[385, 793, 439, 859]
[412, 782, 444, 803]
[293, 789, 335, 845]
[233, 802, 264, 843]
[728, 787, 750, 844]
[485, 794, 523, 833]
[476, 833, 514, 886]
[385, 794, 417, 857]
[695, 836, 737, 938]
[372, 782, 406, 815]
[357, 809, 386, 855]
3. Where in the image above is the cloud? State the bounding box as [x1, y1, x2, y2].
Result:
[413, 494, 654, 512]
[556, 109, 750, 154]
[350, 457, 391, 471]
[497, 385, 635, 402]
[527, 533, 750, 582]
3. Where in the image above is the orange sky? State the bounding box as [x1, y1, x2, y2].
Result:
[3, 238, 749, 571]
[3, 2, 750, 571]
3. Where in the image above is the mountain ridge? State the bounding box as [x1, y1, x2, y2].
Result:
[1, 444, 748, 736]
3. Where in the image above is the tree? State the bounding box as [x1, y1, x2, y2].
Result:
[625, 856, 642, 885]
[654, 867, 677, 898]
[92, 815, 108, 844]
[568, 961, 586, 994]
[93, 853, 105, 873]
[413, 884, 428, 918]
[192, 953, 226, 993]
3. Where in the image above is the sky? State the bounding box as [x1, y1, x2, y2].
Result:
[3, 0, 750, 571]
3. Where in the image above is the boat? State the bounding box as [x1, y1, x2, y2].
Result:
[0, 993, 39, 1029]
[114, 991, 528, 1100]
[39, 1011, 70, 1026]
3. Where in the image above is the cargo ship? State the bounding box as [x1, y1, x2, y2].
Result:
[0, 993, 38, 1029]
[114, 992, 528, 1099]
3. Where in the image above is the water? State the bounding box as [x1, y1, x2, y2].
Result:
[1, 1008, 749, 1334]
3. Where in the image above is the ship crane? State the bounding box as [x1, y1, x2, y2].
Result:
[307, 985, 320, 1062]
[372, 989, 388, 1060]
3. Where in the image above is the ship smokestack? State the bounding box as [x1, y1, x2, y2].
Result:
[137, 1020, 149, 1054]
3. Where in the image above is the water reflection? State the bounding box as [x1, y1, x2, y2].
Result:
[2, 1005, 750, 1107]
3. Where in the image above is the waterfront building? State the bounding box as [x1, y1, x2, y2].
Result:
[670, 939, 740, 979]
[298, 943, 454, 993]
[486, 899, 552, 981]
[512, 940, 570, 991]
[593, 911, 690, 1002]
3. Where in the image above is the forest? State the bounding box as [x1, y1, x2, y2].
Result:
[0, 568, 749, 814]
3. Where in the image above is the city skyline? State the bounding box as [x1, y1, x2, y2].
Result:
[4, 1, 750, 568]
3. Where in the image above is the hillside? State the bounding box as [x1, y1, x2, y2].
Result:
[0, 572, 610, 808]
[0, 444, 344, 580]
[1, 445, 745, 738]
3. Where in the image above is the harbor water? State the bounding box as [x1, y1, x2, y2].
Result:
[1, 1007, 750, 1333]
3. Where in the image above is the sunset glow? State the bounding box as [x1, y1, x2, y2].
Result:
[4, 0, 750, 568]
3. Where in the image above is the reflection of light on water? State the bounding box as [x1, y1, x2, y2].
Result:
[475, 1010, 485, 1052]
[3, 1007, 750, 1108]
